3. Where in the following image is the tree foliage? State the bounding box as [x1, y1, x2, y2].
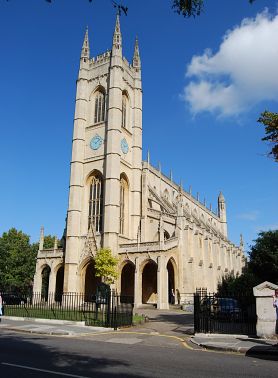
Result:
[172, 0, 204, 18]
[5, 0, 256, 19]
[94, 248, 119, 285]
[258, 111, 278, 162]
[248, 230, 278, 284]
[218, 230, 278, 294]
[0, 228, 37, 292]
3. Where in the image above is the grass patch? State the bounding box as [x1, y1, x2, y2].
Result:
[3, 305, 107, 326]
[132, 313, 145, 325]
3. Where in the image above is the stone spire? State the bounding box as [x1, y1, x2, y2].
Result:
[240, 234, 244, 248]
[54, 236, 58, 251]
[112, 13, 122, 53]
[132, 36, 141, 70]
[39, 226, 44, 251]
[81, 27, 90, 60]
[218, 191, 227, 236]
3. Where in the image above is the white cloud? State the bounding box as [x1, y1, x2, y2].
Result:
[183, 9, 278, 117]
[255, 224, 278, 232]
[237, 211, 259, 221]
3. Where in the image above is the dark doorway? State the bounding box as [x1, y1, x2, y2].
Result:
[121, 263, 135, 298]
[41, 265, 51, 301]
[55, 266, 64, 302]
[84, 261, 101, 301]
[142, 261, 157, 304]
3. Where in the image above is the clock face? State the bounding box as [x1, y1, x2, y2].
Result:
[90, 135, 103, 150]
[121, 138, 129, 154]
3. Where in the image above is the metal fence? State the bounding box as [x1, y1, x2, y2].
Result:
[1, 290, 134, 328]
[194, 291, 257, 336]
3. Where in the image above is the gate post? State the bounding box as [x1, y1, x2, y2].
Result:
[253, 281, 278, 338]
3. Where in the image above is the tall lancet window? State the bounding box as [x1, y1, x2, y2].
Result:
[120, 175, 129, 235]
[88, 172, 103, 232]
[94, 90, 105, 124]
[122, 93, 128, 129]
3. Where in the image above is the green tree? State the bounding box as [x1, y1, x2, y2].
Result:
[0, 228, 36, 292]
[94, 248, 119, 285]
[248, 230, 278, 284]
[218, 230, 278, 293]
[258, 111, 278, 162]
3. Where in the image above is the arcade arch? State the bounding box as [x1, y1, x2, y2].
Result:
[142, 260, 157, 304]
[41, 265, 51, 301]
[120, 261, 135, 298]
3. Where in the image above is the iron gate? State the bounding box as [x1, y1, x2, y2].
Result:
[194, 292, 257, 335]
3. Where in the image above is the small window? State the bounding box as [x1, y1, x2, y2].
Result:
[122, 94, 127, 129]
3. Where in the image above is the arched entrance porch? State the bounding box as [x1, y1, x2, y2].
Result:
[84, 261, 101, 301]
[142, 260, 157, 304]
[121, 262, 135, 299]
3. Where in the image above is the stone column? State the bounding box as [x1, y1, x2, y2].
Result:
[253, 281, 278, 338]
[157, 255, 168, 309]
[134, 257, 142, 308]
[48, 267, 57, 303]
[32, 262, 42, 293]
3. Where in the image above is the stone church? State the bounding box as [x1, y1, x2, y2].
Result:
[33, 15, 245, 309]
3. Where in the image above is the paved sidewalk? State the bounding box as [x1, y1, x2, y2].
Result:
[0, 316, 112, 336]
[191, 333, 278, 357]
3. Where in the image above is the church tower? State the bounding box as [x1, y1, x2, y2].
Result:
[63, 15, 142, 292]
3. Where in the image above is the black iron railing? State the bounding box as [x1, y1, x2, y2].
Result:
[194, 291, 257, 336]
[1, 291, 134, 328]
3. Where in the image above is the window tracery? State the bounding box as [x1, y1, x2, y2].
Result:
[88, 173, 103, 232]
[94, 90, 105, 124]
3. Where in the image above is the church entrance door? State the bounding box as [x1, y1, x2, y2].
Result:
[142, 261, 157, 305]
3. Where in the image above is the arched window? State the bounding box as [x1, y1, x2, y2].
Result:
[122, 93, 128, 129]
[94, 90, 105, 124]
[120, 175, 129, 235]
[88, 172, 103, 232]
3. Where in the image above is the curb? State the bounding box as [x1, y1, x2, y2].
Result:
[190, 336, 278, 356]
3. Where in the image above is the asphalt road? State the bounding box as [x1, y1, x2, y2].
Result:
[0, 329, 277, 378]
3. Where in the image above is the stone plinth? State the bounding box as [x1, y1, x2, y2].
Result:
[253, 281, 278, 338]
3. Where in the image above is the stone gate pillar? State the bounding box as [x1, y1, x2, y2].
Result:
[253, 281, 278, 338]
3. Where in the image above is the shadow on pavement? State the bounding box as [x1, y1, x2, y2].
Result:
[245, 345, 278, 361]
[0, 333, 142, 377]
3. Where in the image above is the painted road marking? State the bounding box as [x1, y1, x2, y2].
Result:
[105, 337, 143, 344]
[1, 362, 91, 378]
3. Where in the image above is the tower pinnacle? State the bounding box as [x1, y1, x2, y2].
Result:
[112, 13, 122, 51]
[81, 27, 90, 61]
[132, 36, 141, 70]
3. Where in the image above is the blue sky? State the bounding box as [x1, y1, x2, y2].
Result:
[0, 0, 277, 252]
